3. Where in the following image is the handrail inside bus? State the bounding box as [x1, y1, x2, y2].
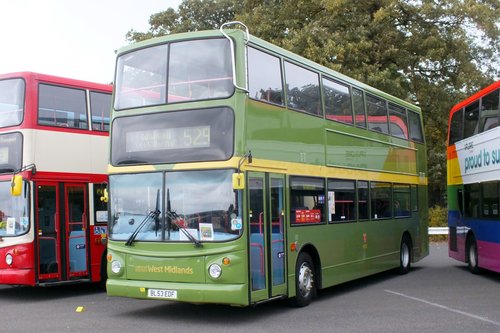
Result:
[219, 21, 249, 94]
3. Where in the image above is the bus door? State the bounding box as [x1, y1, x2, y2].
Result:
[64, 184, 88, 278]
[36, 183, 89, 282]
[36, 183, 61, 281]
[248, 172, 287, 303]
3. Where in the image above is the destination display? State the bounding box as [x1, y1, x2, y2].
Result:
[111, 107, 234, 165]
[126, 125, 210, 153]
[0, 132, 22, 170]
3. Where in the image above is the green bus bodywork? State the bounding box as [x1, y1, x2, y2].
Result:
[106, 27, 428, 307]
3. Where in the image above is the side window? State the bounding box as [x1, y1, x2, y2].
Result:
[464, 183, 480, 218]
[480, 88, 500, 132]
[448, 109, 463, 145]
[352, 88, 366, 128]
[366, 94, 389, 134]
[248, 47, 283, 105]
[90, 92, 111, 131]
[393, 184, 411, 217]
[323, 78, 353, 124]
[371, 182, 392, 219]
[358, 180, 369, 220]
[94, 183, 108, 225]
[481, 181, 499, 219]
[328, 179, 356, 222]
[38, 84, 88, 129]
[408, 110, 424, 143]
[284, 61, 321, 116]
[464, 101, 479, 139]
[388, 103, 409, 140]
[411, 185, 419, 212]
[290, 176, 325, 224]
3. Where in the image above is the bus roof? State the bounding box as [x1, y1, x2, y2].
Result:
[0, 71, 112, 92]
[449, 80, 500, 114]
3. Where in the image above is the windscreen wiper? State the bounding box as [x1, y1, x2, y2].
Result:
[167, 211, 203, 248]
[125, 189, 160, 246]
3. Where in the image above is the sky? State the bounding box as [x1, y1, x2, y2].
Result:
[0, 0, 182, 84]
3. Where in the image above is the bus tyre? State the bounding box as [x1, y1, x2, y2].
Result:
[99, 253, 108, 289]
[291, 252, 316, 307]
[398, 236, 411, 275]
[467, 237, 480, 274]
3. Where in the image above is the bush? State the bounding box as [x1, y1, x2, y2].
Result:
[429, 205, 447, 227]
[428, 205, 447, 242]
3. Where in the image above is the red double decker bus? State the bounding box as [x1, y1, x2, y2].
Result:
[0, 72, 111, 286]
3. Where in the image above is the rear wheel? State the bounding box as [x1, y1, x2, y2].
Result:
[291, 252, 316, 307]
[398, 235, 411, 275]
[467, 236, 480, 274]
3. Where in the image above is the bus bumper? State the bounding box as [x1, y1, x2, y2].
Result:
[0, 268, 35, 286]
[106, 278, 249, 306]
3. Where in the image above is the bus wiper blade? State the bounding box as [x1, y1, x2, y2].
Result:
[0, 167, 15, 174]
[125, 209, 160, 246]
[125, 189, 161, 246]
[167, 211, 203, 248]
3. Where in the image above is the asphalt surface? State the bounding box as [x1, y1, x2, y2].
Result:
[1, 242, 499, 333]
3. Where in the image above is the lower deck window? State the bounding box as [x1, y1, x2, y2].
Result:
[290, 176, 325, 224]
[328, 179, 356, 222]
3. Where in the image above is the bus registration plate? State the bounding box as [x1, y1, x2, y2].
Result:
[147, 289, 177, 299]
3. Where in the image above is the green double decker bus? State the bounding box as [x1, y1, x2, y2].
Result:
[106, 22, 428, 307]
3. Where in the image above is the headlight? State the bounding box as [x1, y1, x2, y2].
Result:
[111, 260, 122, 274]
[208, 263, 222, 279]
[5, 253, 13, 266]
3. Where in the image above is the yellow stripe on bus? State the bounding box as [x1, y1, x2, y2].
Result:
[109, 157, 427, 185]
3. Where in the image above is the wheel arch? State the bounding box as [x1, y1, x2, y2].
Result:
[298, 243, 322, 289]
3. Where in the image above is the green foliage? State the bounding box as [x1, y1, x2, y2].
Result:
[127, 0, 500, 206]
[428, 205, 448, 227]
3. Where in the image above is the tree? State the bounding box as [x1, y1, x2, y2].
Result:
[127, 0, 500, 206]
[126, 0, 242, 42]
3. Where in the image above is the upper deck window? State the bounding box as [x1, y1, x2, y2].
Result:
[366, 94, 389, 134]
[90, 91, 112, 131]
[115, 45, 168, 109]
[114, 38, 233, 110]
[388, 103, 408, 139]
[38, 84, 88, 129]
[284, 61, 321, 116]
[448, 109, 463, 145]
[480, 88, 499, 132]
[168, 39, 233, 102]
[352, 88, 367, 128]
[408, 110, 424, 143]
[248, 47, 283, 105]
[464, 101, 479, 138]
[323, 78, 353, 124]
[0, 78, 25, 128]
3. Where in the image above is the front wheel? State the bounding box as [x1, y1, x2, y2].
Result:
[398, 236, 411, 275]
[291, 252, 316, 307]
[467, 236, 480, 274]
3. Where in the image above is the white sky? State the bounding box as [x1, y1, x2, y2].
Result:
[0, 0, 182, 84]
